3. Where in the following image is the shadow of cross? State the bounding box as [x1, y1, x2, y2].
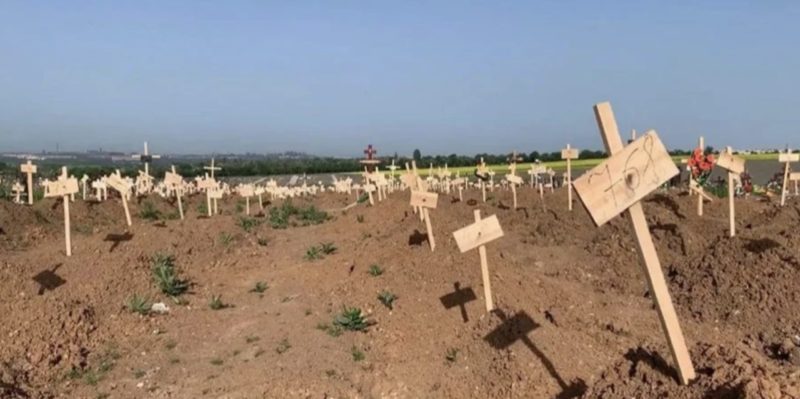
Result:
[104, 232, 134, 253]
[439, 282, 477, 323]
[33, 263, 66, 295]
[484, 310, 587, 399]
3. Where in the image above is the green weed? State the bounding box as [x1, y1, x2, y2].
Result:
[378, 291, 396, 310]
[209, 295, 228, 310]
[139, 201, 161, 220]
[250, 281, 268, 293]
[351, 346, 365, 362]
[368, 264, 383, 276]
[334, 307, 369, 332]
[151, 253, 188, 297]
[127, 294, 150, 315]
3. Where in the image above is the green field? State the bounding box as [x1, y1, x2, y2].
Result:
[412, 153, 780, 177]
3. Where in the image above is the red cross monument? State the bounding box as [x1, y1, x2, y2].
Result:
[360, 144, 381, 172]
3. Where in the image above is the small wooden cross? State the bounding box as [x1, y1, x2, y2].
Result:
[164, 166, 185, 220]
[80, 175, 89, 200]
[44, 167, 79, 256]
[452, 210, 504, 312]
[716, 147, 745, 237]
[132, 141, 161, 177]
[106, 170, 133, 226]
[561, 144, 579, 211]
[410, 190, 438, 251]
[11, 181, 24, 203]
[778, 148, 798, 207]
[20, 160, 37, 205]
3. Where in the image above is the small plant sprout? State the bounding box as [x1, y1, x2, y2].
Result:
[378, 290, 396, 310]
[316, 322, 343, 337]
[446, 348, 459, 362]
[319, 242, 337, 255]
[351, 346, 365, 362]
[251, 281, 268, 293]
[209, 295, 227, 310]
[237, 216, 261, 232]
[151, 253, 188, 297]
[356, 215, 365, 223]
[276, 338, 291, 354]
[139, 201, 161, 220]
[334, 306, 369, 332]
[257, 237, 269, 246]
[218, 232, 234, 246]
[368, 264, 383, 277]
[127, 294, 151, 315]
[305, 246, 322, 261]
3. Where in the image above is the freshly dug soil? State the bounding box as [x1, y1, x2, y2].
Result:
[0, 187, 798, 398]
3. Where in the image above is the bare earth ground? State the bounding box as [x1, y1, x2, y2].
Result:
[1, 187, 799, 398]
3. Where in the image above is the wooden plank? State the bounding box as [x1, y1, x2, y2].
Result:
[716, 151, 745, 174]
[506, 174, 523, 185]
[561, 148, 579, 160]
[779, 153, 799, 163]
[410, 190, 438, 209]
[239, 185, 255, 197]
[164, 171, 182, 186]
[44, 178, 79, 197]
[106, 174, 131, 193]
[573, 131, 679, 226]
[790, 172, 800, 181]
[592, 101, 695, 385]
[208, 188, 223, 199]
[452, 214, 504, 253]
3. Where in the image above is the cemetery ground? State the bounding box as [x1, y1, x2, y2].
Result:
[1, 188, 799, 398]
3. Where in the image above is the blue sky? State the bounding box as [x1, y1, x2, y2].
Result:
[1, 1, 798, 157]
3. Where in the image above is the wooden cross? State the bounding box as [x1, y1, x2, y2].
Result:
[507, 151, 523, 175]
[452, 210, 504, 312]
[20, 160, 37, 205]
[506, 174, 523, 209]
[778, 148, 798, 207]
[106, 170, 133, 226]
[410, 190, 439, 251]
[477, 158, 489, 202]
[572, 102, 695, 385]
[11, 182, 24, 203]
[204, 158, 221, 179]
[132, 141, 161, 177]
[388, 159, 398, 178]
[44, 167, 79, 256]
[716, 147, 745, 237]
[561, 144, 579, 211]
[238, 184, 255, 215]
[164, 166, 185, 220]
[360, 144, 380, 172]
[80, 175, 89, 200]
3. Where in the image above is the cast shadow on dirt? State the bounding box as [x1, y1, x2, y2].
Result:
[645, 193, 687, 219]
[33, 263, 66, 295]
[408, 230, 429, 247]
[104, 232, 134, 252]
[439, 282, 477, 323]
[743, 238, 781, 254]
[485, 310, 587, 399]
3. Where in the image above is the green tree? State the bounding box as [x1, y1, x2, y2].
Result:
[413, 149, 422, 161]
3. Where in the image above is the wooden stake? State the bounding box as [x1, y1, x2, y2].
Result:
[452, 211, 503, 313]
[45, 167, 78, 256]
[580, 102, 696, 385]
[561, 144, 579, 211]
[410, 190, 438, 251]
[20, 160, 37, 205]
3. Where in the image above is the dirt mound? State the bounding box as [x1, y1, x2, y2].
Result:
[581, 343, 800, 398]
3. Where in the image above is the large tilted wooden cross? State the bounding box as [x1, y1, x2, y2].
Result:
[573, 102, 695, 385]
